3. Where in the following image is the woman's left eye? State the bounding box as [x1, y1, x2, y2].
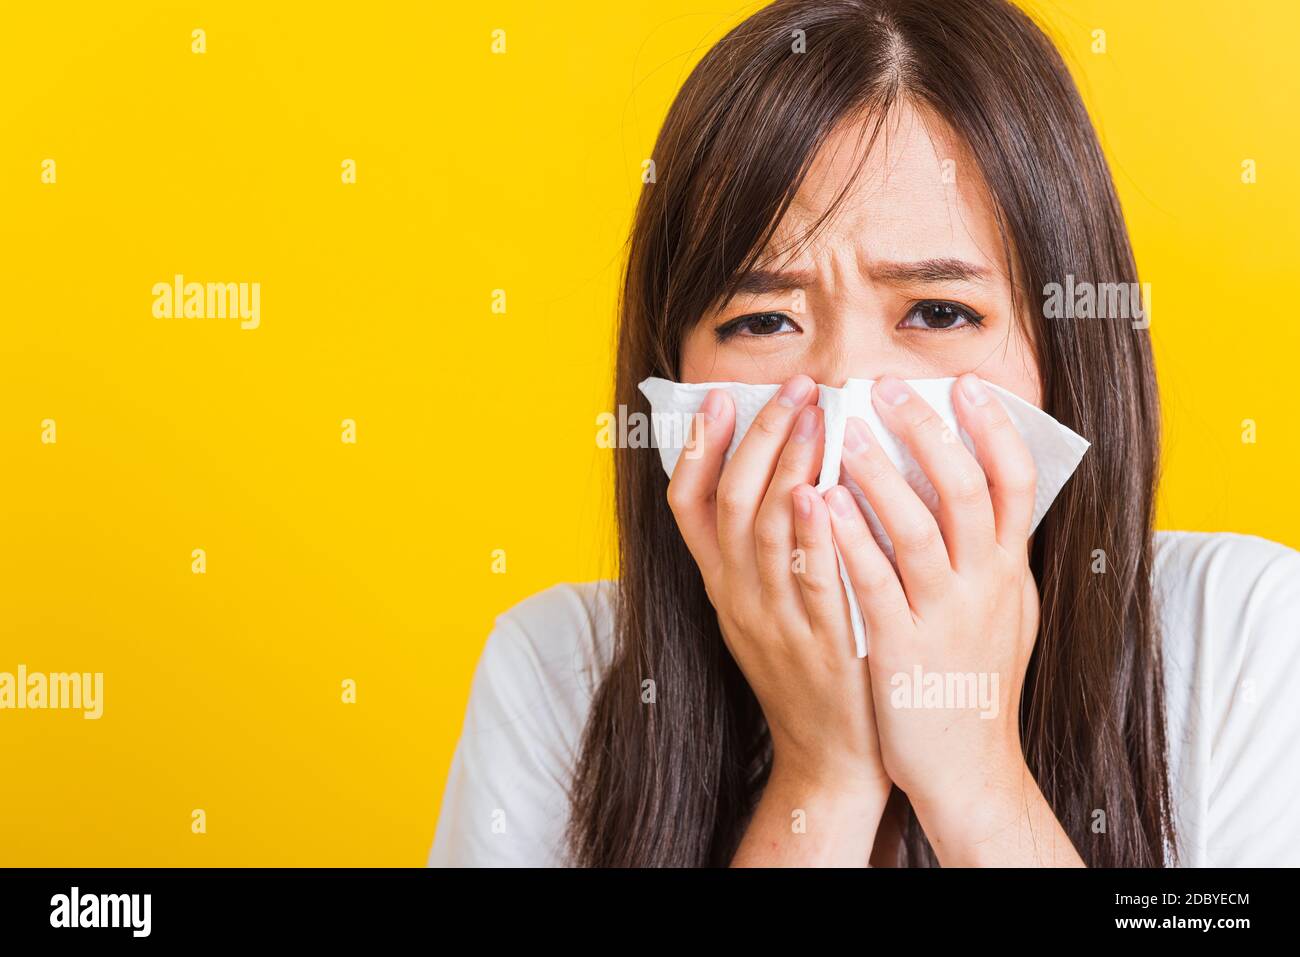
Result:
[714, 312, 799, 342]
[898, 300, 985, 331]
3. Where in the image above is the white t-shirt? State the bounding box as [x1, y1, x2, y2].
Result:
[427, 530, 1300, 867]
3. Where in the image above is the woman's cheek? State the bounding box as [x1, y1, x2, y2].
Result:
[966, 349, 1042, 409]
[680, 339, 804, 385]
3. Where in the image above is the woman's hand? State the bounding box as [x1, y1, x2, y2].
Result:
[825, 373, 1083, 866]
[666, 374, 892, 865]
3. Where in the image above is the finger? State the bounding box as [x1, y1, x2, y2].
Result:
[824, 484, 911, 634]
[839, 415, 951, 604]
[755, 404, 825, 604]
[714, 375, 818, 576]
[952, 373, 1037, 549]
[665, 388, 734, 584]
[870, 376, 995, 572]
[790, 482, 853, 644]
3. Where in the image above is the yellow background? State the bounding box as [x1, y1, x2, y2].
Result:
[0, 1, 1295, 865]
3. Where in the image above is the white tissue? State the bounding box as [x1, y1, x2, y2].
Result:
[637, 375, 1090, 657]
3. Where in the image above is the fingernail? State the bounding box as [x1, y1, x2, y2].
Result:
[828, 485, 855, 517]
[700, 388, 725, 422]
[793, 486, 813, 518]
[874, 376, 909, 407]
[843, 417, 871, 454]
[792, 405, 819, 442]
[777, 375, 813, 407]
[960, 374, 990, 406]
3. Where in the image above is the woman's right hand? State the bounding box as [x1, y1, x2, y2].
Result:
[665, 374, 892, 864]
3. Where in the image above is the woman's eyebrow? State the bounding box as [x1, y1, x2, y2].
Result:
[731, 268, 817, 295]
[870, 258, 991, 284]
[731, 257, 991, 297]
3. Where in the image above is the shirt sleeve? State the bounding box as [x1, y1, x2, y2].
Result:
[427, 584, 606, 867]
[1198, 535, 1300, 866]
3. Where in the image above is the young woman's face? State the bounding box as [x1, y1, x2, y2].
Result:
[680, 102, 1042, 408]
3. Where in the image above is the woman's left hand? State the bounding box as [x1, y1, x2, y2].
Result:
[825, 373, 1082, 865]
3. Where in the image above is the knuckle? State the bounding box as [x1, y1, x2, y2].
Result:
[794, 522, 823, 551]
[1004, 472, 1037, 499]
[702, 577, 727, 611]
[753, 520, 787, 553]
[729, 610, 757, 638]
[949, 468, 989, 506]
[995, 549, 1024, 579]
[834, 510, 871, 544]
[799, 570, 835, 597]
[985, 414, 1032, 453]
[896, 519, 943, 555]
[871, 562, 903, 591]
[985, 409, 1019, 436]
[749, 410, 783, 439]
[910, 407, 943, 434]
[842, 449, 885, 487]
[858, 566, 897, 596]
[665, 480, 687, 514]
[1000, 455, 1038, 496]
[776, 444, 811, 477]
[715, 483, 750, 519]
[858, 453, 893, 485]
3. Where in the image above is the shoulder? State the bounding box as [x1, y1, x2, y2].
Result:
[1154, 529, 1300, 599]
[427, 580, 617, 867]
[487, 580, 618, 699]
[464, 579, 617, 760]
[1153, 530, 1300, 676]
[1152, 531, 1300, 866]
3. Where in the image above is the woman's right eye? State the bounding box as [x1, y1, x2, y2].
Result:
[715, 312, 798, 342]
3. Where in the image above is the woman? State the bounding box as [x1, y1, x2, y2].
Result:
[429, 0, 1300, 866]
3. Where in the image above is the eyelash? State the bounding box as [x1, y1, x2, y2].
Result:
[714, 312, 798, 342]
[899, 300, 986, 331]
[713, 300, 985, 342]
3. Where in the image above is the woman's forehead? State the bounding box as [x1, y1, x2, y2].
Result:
[759, 102, 1009, 279]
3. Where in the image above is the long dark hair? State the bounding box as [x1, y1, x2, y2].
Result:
[567, 0, 1171, 867]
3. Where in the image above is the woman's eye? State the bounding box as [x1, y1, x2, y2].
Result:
[715, 312, 797, 342]
[898, 300, 985, 331]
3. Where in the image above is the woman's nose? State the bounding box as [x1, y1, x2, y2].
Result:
[800, 340, 897, 388]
